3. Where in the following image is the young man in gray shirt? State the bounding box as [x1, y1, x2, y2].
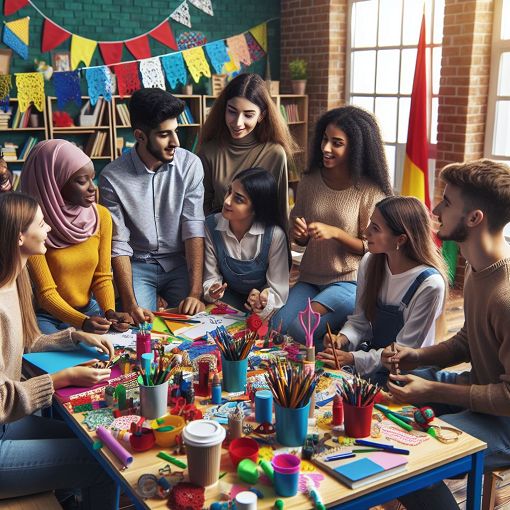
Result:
[99, 88, 205, 323]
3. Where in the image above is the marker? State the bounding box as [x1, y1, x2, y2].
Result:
[157, 451, 187, 468]
[324, 452, 356, 462]
[354, 439, 410, 455]
[385, 412, 414, 432]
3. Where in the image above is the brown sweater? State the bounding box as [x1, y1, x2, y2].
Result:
[291, 172, 386, 285]
[433, 258, 510, 416]
[0, 285, 78, 424]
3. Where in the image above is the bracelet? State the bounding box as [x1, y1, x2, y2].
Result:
[430, 425, 462, 443]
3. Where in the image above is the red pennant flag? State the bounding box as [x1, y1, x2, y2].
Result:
[125, 35, 151, 60]
[149, 20, 177, 50]
[41, 19, 71, 53]
[4, 0, 29, 16]
[114, 62, 141, 98]
[99, 42, 124, 65]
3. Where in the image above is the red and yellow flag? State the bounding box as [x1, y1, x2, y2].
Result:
[402, 14, 430, 209]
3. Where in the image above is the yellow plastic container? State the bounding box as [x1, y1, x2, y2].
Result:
[151, 414, 186, 447]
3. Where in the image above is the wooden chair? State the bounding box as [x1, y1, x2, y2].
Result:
[0, 492, 61, 510]
[483, 468, 510, 510]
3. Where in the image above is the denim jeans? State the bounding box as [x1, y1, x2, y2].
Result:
[271, 280, 357, 348]
[131, 260, 190, 311]
[36, 298, 102, 334]
[0, 415, 117, 509]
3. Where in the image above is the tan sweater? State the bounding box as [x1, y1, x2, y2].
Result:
[291, 172, 386, 285]
[199, 133, 289, 223]
[0, 285, 78, 424]
[433, 258, 510, 416]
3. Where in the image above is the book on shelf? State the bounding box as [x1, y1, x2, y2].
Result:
[1, 142, 19, 161]
[94, 131, 108, 157]
[11, 170, 21, 190]
[279, 104, 288, 123]
[18, 136, 38, 161]
[283, 103, 300, 123]
[116, 103, 130, 126]
[312, 451, 408, 489]
[0, 107, 12, 129]
[178, 104, 195, 125]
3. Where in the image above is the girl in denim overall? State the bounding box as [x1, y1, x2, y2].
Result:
[203, 167, 290, 320]
[318, 196, 448, 386]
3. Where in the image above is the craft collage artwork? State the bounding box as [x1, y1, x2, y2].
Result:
[0, 0, 270, 111]
[20, 299, 473, 510]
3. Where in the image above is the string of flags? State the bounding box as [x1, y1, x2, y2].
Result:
[0, 22, 269, 111]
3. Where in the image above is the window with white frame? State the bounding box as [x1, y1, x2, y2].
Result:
[485, 0, 510, 239]
[346, 0, 444, 192]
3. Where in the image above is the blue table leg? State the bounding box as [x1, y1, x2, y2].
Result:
[466, 450, 484, 510]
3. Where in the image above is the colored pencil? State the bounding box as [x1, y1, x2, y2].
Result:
[326, 322, 340, 369]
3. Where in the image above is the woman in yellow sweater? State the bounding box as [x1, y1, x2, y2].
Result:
[20, 139, 131, 334]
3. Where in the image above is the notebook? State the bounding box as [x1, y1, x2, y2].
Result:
[314, 451, 408, 489]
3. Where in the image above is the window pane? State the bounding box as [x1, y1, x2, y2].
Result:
[494, 101, 510, 156]
[398, 97, 411, 143]
[502, 0, 510, 40]
[431, 97, 438, 144]
[433, 0, 445, 44]
[378, 0, 402, 46]
[375, 97, 398, 142]
[384, 144, 396, 187]
[351, 96, 374, 112]
[498, 53, 510, 96]
[400, 49, 417, 94]
[432, 47, 442, 95]
[402, 0, 422, 45]
[352, 0, 378, 47]
[351, 51, 376, 93]
[376, 50, 400, 94]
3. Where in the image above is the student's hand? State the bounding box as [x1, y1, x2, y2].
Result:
[127, 305, 154, 325]
[82, 316, 111, 334]
[308, 222, 338, 241]
[323, 332, 349, 350]
[292, 217, 310, 244]
[387, 373, 434, 403]
[105, 310, 133, 332]
[179, 296, 205, 315]
[209, 282, 227, 301]
[72, 331, 115, 358]
[381, 344, 420, 371]
[52, 366, 111, 389]
[317, 347, 354, 368]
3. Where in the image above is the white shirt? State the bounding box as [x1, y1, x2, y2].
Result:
[203, 214, 289, 320]
[340, 253, 445, 375]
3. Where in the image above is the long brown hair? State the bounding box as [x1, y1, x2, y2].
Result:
[360, 196, 448, 323]
[199, 73, 298, 158]
[0, 193, 41, 343]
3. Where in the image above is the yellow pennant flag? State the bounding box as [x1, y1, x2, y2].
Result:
[71, 34, 97, 69]
[15, 72, 45, 112]
[227, 35, 251, 67]
[250, 23, 267, 52]
[222, 49, 240, 73]
[5, 16, 30, 45]
[182, 46, 211, 83]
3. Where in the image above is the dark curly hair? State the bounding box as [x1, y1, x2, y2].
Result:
[307, 105, 393, 196]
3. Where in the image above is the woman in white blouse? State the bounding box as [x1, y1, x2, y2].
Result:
[318, 196, 448, 384]
[203, 167, 290, 320]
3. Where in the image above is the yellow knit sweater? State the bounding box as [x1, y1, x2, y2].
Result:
[28, 204, 115, 329]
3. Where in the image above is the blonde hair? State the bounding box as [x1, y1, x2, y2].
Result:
[0, 193, 41, 343]
[360, 196, 448, 323]
[199, 73, 298, 158]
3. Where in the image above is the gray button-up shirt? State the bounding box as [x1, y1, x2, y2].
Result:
[99, 146, 205, 272]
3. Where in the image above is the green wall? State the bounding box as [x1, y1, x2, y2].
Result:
[3, 0, 281, 93]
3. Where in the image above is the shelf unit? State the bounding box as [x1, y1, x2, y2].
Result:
[0, 98, 49, 170]
[110, 95, 203, 157]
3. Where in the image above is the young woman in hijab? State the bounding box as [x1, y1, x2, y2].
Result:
[20, 139, 132, 334]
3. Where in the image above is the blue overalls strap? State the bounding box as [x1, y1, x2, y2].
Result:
[400, 268, 440, 308]
[205, 213, 227, 260]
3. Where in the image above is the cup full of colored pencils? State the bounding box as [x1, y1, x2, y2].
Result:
[265, 361, 322, 446]
[337, 375, 381, 438]
[213, 326, 256, 393]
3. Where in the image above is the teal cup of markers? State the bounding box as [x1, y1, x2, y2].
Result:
[343, 401, 374, 438]
[274, 402, 310, 446]
[271, 453, 301, 497]
[139, 379, 169, 420]
[221, 357, 248, 393]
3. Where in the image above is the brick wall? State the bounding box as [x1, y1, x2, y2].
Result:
[435, 0, 494, 287]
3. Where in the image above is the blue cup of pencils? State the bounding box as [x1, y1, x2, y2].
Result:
[221, 357, 248, 393]
[274, 402, 310, 446]
[139, 380, 169, 420]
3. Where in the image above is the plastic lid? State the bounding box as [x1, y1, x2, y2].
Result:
[255, 389, 272, 400]
[235, 491, 258, 504]
[181, 419, 226, 447]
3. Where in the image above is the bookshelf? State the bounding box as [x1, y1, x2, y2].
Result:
[110, 95, 203, 157]
[0, 98, 49, 172]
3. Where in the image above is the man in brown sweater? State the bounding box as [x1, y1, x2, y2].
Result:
[382, 159, 510, 509]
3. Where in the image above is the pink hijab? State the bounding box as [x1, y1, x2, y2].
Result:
[20, 139, 98, 249]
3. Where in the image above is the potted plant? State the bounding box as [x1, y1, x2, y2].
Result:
[289, 59, 307, 95]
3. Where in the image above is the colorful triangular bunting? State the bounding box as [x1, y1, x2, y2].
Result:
[182, 46, 211, 83]
[171, 1, 192, 28]
[149, 20, 177, 50]
[161, 53, 188, 89]
[139, 57, 166, 90]
[4, 0, 29, 16]
[3, 18, 30, 59]
[15, 72, 45, 111]
[114, 62, 141, 98]
[125, 35, 151, 60]
[41, 18, 71, 52]
[71, 34, 97, 69]
[188, 0, 213, 16]
[99, 42, 124, 65]
[52, 71, 81, 109]
[250, 22, 267, 52]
